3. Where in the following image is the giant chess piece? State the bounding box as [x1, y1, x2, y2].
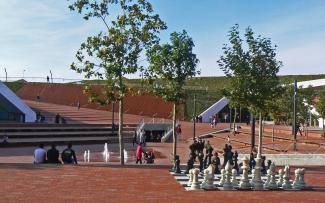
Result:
[201, 164, 216, 189]
[223, 161, 233, 190]
[250, 169, 256, 187]
[189, 168, 201, 190]
[187, 169, 194, 187]
[264, 169, 271, 189]
[277, 169, 284, 187]
[173, 155, 181, 174]
[293, 168, 306, 189]
[231, 169, 239, 188]
[239, 156, 251, 190]
[268, 162, 278, 189]
[252, 156, 264, 190]
[298, 168, 306, 189]
[219, 169, 226, 186]
[282, 165, 292, 189]
[185, 156, 194, 174]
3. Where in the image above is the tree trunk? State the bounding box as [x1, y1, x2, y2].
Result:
[233, 108, 237, 135]
[251, 113, 255, 150]
[172, 103, 177, 160]
[272, 123, 275, 142]
[257, 112, 263, 158]
[323, 118, 325, 138]
[119, 98, 124, 165]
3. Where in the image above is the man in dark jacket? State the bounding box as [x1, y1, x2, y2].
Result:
[47, 144, 61, 164]
[61, 143, 78, 164]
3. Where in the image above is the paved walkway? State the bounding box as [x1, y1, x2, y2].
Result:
[0, 164, 324, 203]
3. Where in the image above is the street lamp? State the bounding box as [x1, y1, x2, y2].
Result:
[193, 94, 196, 140]
[50, 70, 53, 83]
[293, 80, 297, 151]
[4, 68, 7, 82]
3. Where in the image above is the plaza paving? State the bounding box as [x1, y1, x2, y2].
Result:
[1, 101, 325, 202]
[0, 164, 324, 203]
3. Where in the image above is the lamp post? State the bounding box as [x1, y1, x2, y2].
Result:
[293, 80, 297, 151]
[4, 68, 7, 82]
[112, 101, 115, 130]
[193, 94, 196, 140]
[50, 70, 53, 83]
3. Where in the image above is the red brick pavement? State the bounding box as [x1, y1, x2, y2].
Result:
[0, 164, 324, 203]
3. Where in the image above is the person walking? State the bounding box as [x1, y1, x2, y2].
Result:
[136, 143, 144, 164]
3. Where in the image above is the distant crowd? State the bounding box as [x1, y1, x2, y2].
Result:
[34, 143, 78, 164]
[186, 137, 271, 175]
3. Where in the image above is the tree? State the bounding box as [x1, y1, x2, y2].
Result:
[68, 0, 166, 165]
[218, 25, 282, 189]
[145, 30, 199, 160]
[316, 91, 325, 136]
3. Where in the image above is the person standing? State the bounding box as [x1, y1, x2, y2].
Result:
[77, 100, 81, 110]
[55, 113, 60, 124]
[136, 143, 143, 164]
[176, 124, 182, 139]
[47, 144, 61, 164]
[61, 143, 78, 164]
[34, 144, 47, 164]
[212, 152, 221, 174]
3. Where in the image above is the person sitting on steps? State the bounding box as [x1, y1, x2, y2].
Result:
[61, 143, 78, 164]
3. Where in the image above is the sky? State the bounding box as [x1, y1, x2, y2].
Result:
[0, 0, 325, 82]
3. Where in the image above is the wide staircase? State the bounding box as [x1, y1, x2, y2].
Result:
[0, 123, 137, 147]
[25, 100, 143, 124]
[0, 100, 143, 147]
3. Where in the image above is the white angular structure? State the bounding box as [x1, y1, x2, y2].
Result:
[0, 81, 36, 122]
[198, 97, 229, 123]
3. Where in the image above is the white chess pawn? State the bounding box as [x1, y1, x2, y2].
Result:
[223, 161, 233, 190]
[252, 156, 264, 190]
[219, 169, 226, 186]
[264, 169, 271, 189]
[231, 169, 239, 187]
[268, 162, 278, 190]
[277, 169, 284, 187]
[190, 168, 201, 190]
[250, 169, 256, 187]
[187, 169, 194, 187]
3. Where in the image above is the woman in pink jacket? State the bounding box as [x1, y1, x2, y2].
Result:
[136, 144, 143, 164]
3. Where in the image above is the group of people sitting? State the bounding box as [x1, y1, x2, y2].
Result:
[186, 139, 239, 174]
[34, 143, 78, 164]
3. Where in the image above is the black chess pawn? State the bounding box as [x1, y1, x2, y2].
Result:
[212, 152, 221, 174]
[267, 159, 272, 170]
[261, 156, 267, 175]
[185, 155, 194, 174]
[173, 155, 181, 174]
[233, 151, 239, 172]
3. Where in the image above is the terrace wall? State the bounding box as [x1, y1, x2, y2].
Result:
[16, 83, 184, 119]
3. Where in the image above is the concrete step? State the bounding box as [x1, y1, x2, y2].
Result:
[0, 136, 133, 147]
